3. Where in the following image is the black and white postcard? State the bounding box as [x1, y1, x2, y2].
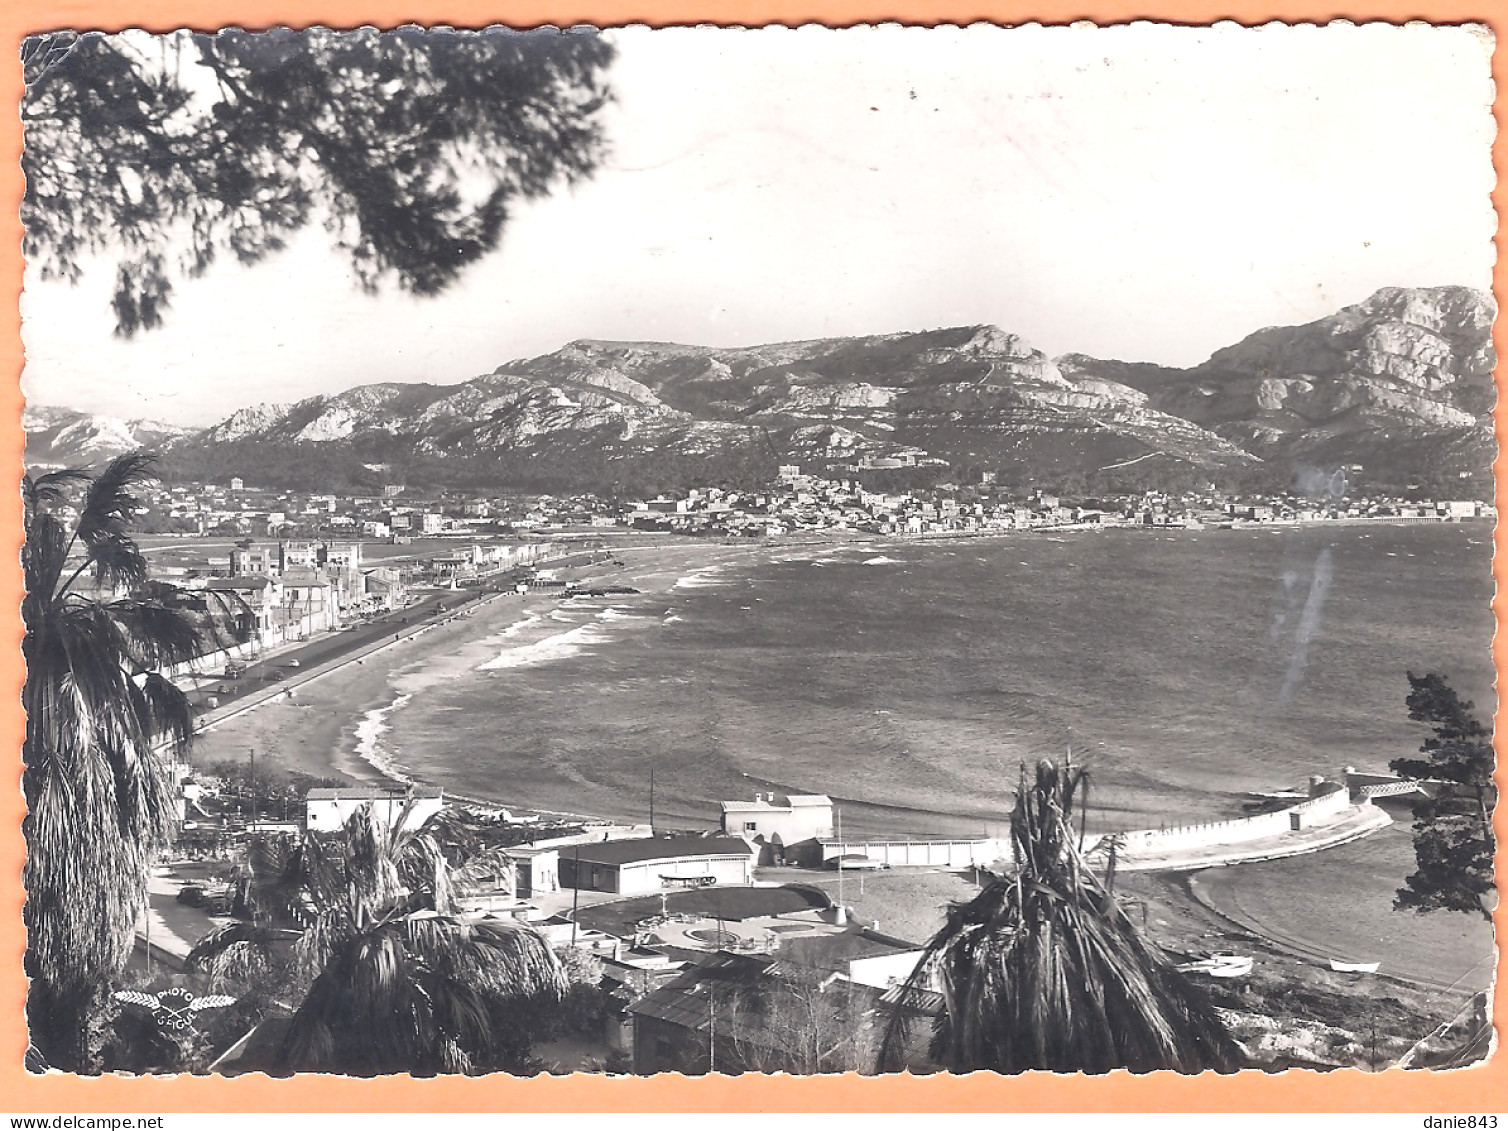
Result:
[17, 21, 1499, 1083]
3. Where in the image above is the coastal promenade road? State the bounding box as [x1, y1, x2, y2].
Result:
[182, 583, 507, 716]
[186, 548, 617, 739]
[181, 545, 623, 717]
[186, 583, 526, 738]
[129, 874, 221, 974]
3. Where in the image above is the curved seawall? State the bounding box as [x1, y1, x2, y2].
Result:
[1088, 786, 1391, 872]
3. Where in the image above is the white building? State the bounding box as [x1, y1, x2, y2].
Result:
[304, 786, 444, 834]
[720, 793, 834, 863]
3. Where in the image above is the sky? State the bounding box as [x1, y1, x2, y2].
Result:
[20, 22, 1498, 427]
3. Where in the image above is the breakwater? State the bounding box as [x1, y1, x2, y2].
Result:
[1093, 782, 1354, 862]
[816, 776, 1391, 875]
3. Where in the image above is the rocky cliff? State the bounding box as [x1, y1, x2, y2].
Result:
[34, 286, 1496, 494]
[1062, 286, 1496, 486]
[22, 406, 188, 467]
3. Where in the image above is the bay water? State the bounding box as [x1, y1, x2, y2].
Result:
[351, 522, 1495, 984]
[374, 524, 1494, 833]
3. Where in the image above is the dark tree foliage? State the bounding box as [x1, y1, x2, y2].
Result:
[1391, 672, 1497, 919]
[185, 804, 566, 1075]
[22, 27, 614, 334]
[22, 455, 216, 1071]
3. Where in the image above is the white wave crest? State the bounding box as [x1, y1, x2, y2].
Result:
[863, 556, 900, 565]
[353, 693, 414, 782]
[673, 568, 725, 590]
[478, 623, 607, 671]
[597, 607, 646, 623]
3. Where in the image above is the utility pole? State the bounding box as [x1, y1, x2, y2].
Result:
[649, 767, 655, 833]
[570, 845, 581, 947]
[836, 806, 844, 919]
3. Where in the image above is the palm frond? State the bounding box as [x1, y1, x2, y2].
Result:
[103, 598, 208, 669]
[70, 451, 159, 592]
[273, 911, 560, 1076]
[880, 758, 1243, 1075]
[184, 922, 298, 988]
[23, 467, 91, 512]
[21, 458, 205, 1069]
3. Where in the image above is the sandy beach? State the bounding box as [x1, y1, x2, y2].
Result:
[190, 539, 782, 792]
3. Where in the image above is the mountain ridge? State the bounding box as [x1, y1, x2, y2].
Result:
[29, 285, 1496, 496]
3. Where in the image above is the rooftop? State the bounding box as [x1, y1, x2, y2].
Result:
[776, 928, 922, 972]
[626, 952, 775, 1029]
[570, 835, 755, 867]
[204, 577, 273, 591]
[720, 793, 832, 813]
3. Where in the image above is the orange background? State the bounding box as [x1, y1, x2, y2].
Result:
[0, 0, 1504, 1112]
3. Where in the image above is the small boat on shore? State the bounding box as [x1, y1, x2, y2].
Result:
[1329, 960, 1380, 973]
[1176, 953, 1254, 978]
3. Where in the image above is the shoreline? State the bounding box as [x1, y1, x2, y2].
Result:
[185, 529, 1493, 995]
[190, 540, 774, 803]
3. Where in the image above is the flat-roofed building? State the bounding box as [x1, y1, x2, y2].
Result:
[720, 793, 833, 864]
[304, 786, 443, 835]
[559, 835, 757, 895]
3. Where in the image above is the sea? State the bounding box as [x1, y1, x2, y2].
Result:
[367, 523, 1493, 830]
[352, 522, 1497, 987]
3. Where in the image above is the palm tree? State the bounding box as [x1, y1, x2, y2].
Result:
[187, 801, 566, 1074]
[22, 454, 208, 1071]
[879, 759, 1244, 1074]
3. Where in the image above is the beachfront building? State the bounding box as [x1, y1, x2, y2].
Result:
[279, 568, 340, 638]
[304, 786, 444, 834]
[719, 793, 833, 865]
[502, 845, 561, 897]
[201, 575, 284, 645]
[361, 565, 406, 613]
[230, 545, 277, 576]
[559, 835, 758, 896]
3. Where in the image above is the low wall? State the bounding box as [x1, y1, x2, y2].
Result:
[164, 639, 267, 683]
[819, 837, 1011, 869]
[1097, 786, 1353, 858]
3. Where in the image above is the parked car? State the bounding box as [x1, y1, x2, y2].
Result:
[827, 854, 888, 871]
[200, 884, 234, 916]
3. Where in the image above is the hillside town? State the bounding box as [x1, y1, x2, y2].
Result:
[129, 464, 1494, 548]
